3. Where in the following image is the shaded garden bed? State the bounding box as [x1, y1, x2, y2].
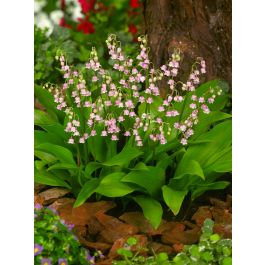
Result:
[35, 183, 231, 264]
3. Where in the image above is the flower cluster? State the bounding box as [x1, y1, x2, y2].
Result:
[47, 35, 221, 147]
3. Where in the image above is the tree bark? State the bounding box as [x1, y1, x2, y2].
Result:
[144, 0, 231, 90]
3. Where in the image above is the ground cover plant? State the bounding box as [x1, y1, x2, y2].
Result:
[34, 203, 104, 264]
[113, 219, 232, 265]
[34, 34, 231, 230]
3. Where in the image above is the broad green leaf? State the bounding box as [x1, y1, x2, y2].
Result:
[85, 162, 102, 176]
[34, 150, 58, 163]
[96, 172, 134, 197]
[156, 154, 173, 170]
[162, 186, 188, 215]
[175, 160, 205, 180]
[74, 178, 100, 207]
[87, 135, 106, 162]
[192, 111, 232, 139]
[35, 160, 46, 171]
[175, 120, 232, 179]
[35, 109, 67, 140]
[129, 162, 149, 171]
[133, 196, 163, 229]
[191, 181, 230, 200]
[34, 130, 65, 147]
[35, 143, 76, 165]
[48, 163, 78, 171]
[103, 145, 143, 167]
[35, 168, 71, 189]
[40, 123, 68, 140]
[144, 142, 180, 163]
[34, 85, 64, 120]
[204, 147, 232, 175]
[122, 166, 165, 196]
[34, 109, 56, 125]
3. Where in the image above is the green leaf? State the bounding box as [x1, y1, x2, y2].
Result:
[74, 178, 100, 207]
[122, 166, 165, 196]
[133, 196, 163, 229]
[103, 145, 143, 167]
[34, 130, 65, 147]
[201, 252, 214, 262]
[191, 181, 230, 200]
[34, 150, 58, 163]
[87, 135, 106, 162]
[34, 109, 56, 125]
[192, 111, 232, 138]
[96, 172, 134, 197]
[162, 186, 188, 215]
[85, 162, 102, 176]
[35, 143, 76, 166]
[47, 163, 78, 171]
[126, 237, 137, 246]
[156, 253, 169, 262]
[117, 248, 133, 258]
[202, 218, 214, 235]
[35, 160, 47, 171]
[35, 168, 71, 189]
[35, 109, 67, 140]
[175, 120, 232, 180]
[34, 85, 63, 119]
[175, 160, 205, 180]
[189, 245, 200, 259]
[129, 162, 149, 171]
[222, 257, 232, 265]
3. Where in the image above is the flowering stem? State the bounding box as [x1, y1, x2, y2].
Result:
[178, 93, 189, 123]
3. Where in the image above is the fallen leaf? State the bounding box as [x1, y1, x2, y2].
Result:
[96, 212, 139, 243]
[148, 242, 173, 255]
[119, 211, 167, 235]
[34, 183, 47, 193]
[173, 242, 184, 253]
[191, 206, 212, 227]
[213, 224, 232, 238]
[34, 192, 44, 206]
[161, 225, 200, 245]
[210, 198, 229, 209]
[108, 235, 148, 258]
[96, 259, 113, 265]
[58, 201, 116, 227]
[48, 198, 75, 211]
[211, 208, 232, 224]
[38, 188, 70, 205]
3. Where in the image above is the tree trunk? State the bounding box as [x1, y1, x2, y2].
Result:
[144, 0, 231, 91]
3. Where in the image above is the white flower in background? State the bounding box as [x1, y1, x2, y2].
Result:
[35, 12, 53, 36]
[50, 10, 64, 25]
[34, 0, 46, 13]
[68, 1, 83, 21]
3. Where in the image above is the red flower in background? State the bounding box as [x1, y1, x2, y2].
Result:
[77, 17, 95, 34]
[128, 24, 138, 35]
[130, 0, 140, 8]
[59, 17, 72, 29]
[78, 0, 96, 13]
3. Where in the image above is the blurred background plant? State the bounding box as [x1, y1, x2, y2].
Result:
[34, 0, 143, 85]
